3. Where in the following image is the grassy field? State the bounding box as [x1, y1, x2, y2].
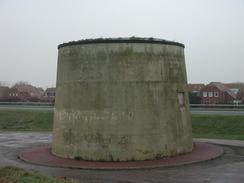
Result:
[0, 110, 53, 131]
[0, 166, 78, 183]
[0, 109, 244, 140]
[192, 115, 244, 140]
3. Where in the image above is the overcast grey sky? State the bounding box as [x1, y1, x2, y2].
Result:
[0, 0, 243, 88]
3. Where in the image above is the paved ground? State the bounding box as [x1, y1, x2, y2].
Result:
[0, 132, 244, 183]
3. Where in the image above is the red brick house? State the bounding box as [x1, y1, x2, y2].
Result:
[7, 88, 20, 102]
[13, 84, 43, 100]
[0, 84, 45, 102]
[7, 88, 32, 102]
[200, 82, 236, 104]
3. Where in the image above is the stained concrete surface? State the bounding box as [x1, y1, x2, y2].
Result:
[0, 132, 244, 183]
[53, 40, 192, 161]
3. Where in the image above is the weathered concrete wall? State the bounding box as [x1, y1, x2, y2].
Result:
[52, 39, 193, 161]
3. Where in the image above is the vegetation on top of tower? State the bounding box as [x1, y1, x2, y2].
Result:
[58, 37, 185, 49]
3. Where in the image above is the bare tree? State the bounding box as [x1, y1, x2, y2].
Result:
[13, 81, 29, 87]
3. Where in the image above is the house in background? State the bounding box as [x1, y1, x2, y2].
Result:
[188, 83, 205, 95]
[43, 87, 56, 103]
[187, 84, 205, 104]
[0, 83, 56, 103]
[225, 83, 244, 104]
[7, 88, 20, 102]
[7, 88, 32, 102]
[0, 82, 46, 102]
[200, 82, 237, 104]
[13, 83, 43, 101]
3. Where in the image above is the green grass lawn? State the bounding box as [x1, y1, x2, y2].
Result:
[0, 110, 53, 131]
[192, 114, 244, 140]
[0, 166, 78, 183]
[0, 109, 244, 140]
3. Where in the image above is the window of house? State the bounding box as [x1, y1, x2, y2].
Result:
[16, 93, 18, 96]
[208, 92, 213, 97]
[9, 93, 11, 96]
[203, 92, 207, 97]
[214, 92, 219, 97]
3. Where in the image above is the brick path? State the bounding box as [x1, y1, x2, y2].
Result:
[19, 142, 223, 170]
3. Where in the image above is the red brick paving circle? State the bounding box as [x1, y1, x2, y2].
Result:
[19, 142, 223, 170]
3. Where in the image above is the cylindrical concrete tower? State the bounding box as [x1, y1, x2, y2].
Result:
[52, 37, 193, 161]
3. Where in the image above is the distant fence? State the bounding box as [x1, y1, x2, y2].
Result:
[0, 102, 244, 110]
[190, 104, 244, 110]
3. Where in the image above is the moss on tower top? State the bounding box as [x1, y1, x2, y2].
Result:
[58, 37, 185, 49]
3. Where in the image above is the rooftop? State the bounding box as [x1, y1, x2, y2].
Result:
[58, 37, 185, 49]
[209, 82, 237, 99]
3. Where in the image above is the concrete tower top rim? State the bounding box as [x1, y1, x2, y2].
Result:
[58, 37, 185, 49]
